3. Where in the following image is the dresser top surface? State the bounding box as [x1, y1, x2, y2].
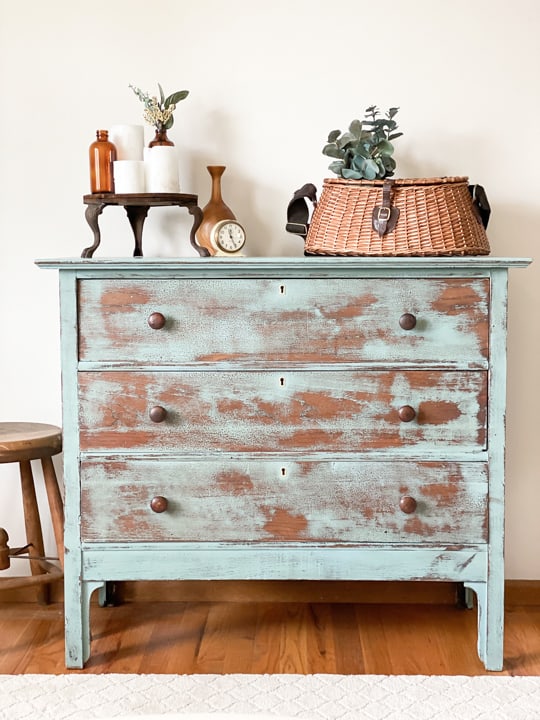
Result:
[36, 256, 531, 273]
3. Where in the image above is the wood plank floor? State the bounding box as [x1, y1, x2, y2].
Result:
[1, 600, 539, 675]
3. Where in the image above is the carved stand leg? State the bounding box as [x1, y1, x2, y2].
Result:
[82, 204, 106, 258]
[188, 204, 210, 257]
[125, 206, 150, 257]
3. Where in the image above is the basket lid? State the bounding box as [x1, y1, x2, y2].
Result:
[324, 176, 469, 188]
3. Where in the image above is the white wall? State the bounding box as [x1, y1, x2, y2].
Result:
[0, 0, 538, 578]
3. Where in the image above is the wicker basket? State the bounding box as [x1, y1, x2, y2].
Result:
[304, 176, 490, 256]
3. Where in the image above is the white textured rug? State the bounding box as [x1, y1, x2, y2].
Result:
[1, 674, 540, 720]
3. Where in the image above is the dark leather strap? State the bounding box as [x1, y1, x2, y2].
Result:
[372, 180, 399, 237]
[286, 183, 318, 238]
[468, 184, 491, 229]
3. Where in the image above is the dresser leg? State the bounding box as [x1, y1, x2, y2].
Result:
[456, 582, 474, 609]
[65, 579, 103, 668]
[465, 581, 503, 671]
[98, 581, 121, 607]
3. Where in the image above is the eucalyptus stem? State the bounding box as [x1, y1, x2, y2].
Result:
[322, 105, 402, 180]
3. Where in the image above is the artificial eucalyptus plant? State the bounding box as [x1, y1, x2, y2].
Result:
[129, 83, 189, 131]
[322, 106, 402, 180]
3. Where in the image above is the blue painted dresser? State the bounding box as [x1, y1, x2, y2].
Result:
[37, 256, 530, 669]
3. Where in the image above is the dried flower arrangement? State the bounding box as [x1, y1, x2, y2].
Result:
[129, 83, 189, 132]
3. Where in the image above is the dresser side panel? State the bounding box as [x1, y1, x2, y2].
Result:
[483, 267, 509, 667]
[58, 271, 86, 668]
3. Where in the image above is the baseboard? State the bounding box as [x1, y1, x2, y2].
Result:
[1, 578, 539, 606]
[504, 580, 540, 607]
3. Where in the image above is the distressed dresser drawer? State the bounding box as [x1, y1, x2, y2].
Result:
[80, 459, 488, 544]
[78, 277, 489, 366]
[78, 369, 487, 453]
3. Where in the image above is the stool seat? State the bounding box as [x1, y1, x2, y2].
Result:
[0, 422, 62, 463]
[0, 422, 64, 603]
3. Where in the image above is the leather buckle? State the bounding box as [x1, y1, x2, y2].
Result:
[376, 207, 392, 222]
[372, 204, 399, 237]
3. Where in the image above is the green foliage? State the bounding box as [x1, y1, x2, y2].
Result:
[322, 106, 402, 180]
[130, 83, 189, 131]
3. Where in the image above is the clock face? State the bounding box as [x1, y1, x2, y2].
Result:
[211, 220, 246, 253]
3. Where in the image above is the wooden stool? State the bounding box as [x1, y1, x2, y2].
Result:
[0, 422, 64, 603]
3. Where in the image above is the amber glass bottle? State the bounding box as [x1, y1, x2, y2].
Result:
[89, 130, 116, 193]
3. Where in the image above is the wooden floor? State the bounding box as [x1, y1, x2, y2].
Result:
[1, 598, 540, 675]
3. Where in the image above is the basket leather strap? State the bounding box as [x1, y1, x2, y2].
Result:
[468, 184, 491, 229]
[286, 183, 318, 238]
[373, 179, 400, 237]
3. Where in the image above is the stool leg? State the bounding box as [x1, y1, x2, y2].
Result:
[41, 456, 64, 570]
[19, 460, 49, 604]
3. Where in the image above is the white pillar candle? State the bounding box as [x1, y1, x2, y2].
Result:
[113, 160, 146, 193]
[145, 146, 180, 193]
[109, 124, 144, 160]
[143, 147, 152, 192]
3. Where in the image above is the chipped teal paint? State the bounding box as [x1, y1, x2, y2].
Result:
[37, 256, 531, 670]
[76, 277, 490, 367]
[77, 369, 487, 454]
[79, 459, 489, 544]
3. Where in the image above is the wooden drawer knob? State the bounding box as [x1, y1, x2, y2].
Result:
[398, 405, 416, 422]
[149, 406, 167, 423]
[399, 495, 417, 514]
[150, 496, 169, 513]
[399, 313, 417, 330]
[148, 312, 166, 330]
